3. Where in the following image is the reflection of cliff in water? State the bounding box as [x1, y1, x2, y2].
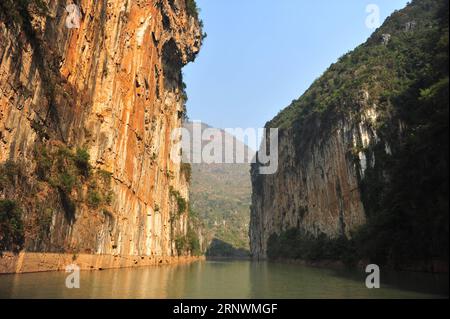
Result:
[0, 261, 447, 298]
[206, 238, 250, 259]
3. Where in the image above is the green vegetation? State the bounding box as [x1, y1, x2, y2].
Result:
[187, 226, 201, 256]
[0, 161, 54, 251]
[0, 145, 115, 251]
[74, 148, 91, 177]
[354, 0, 449, 267]
[181, 163, 192, 184]
[98, 169, 113, 181]
[35, 146, 52, 180]
[175, 235, 188, 254]
[264, 0, 449, 267]
[190, 162, 252, 255]
[169, 187, 191, 255]
[165, 169, 175, 179]
[185, 0, 199, 20]
[87, 189, 102, 208]
[184, 123, 252, 255]
[57, 172, 76, 193]
[0, 200, 24, 253]
[0, 161, 23, 188]
[267, 229, 356, 265]
[184, 0, 206, 40]
[87, 171, 113, 208]
[175, 223, 202, 256]
[169, 186, 188, 216]
[47, 146, 89, 195]
[206, 238, 250, 258]
[37, 208, 53, 240]
[34, 144, 114, 213]
[87, 182, 113, 208]
[269, 0, 447, 131]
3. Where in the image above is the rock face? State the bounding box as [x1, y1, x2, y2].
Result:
[0, 0, 203, 264]
[250, 108, 370, 259]
[250, 0, 449, 264]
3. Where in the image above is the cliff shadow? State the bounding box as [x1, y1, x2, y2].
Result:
[205, 238, 250, 260]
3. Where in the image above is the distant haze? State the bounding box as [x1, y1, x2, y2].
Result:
[184, 122, 253, 255]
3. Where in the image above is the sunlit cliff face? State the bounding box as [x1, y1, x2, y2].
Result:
[0, 0, 202, 259]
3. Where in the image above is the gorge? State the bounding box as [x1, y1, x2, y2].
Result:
[0, 0, 448, 301]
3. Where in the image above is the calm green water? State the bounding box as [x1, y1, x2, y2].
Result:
[0, 260, 448, 299]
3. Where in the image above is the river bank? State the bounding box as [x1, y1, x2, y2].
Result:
[0, 252, 205, 274]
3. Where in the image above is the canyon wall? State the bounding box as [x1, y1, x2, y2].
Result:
[250, 103, 372, 259]
[250, 0, 448, 269]
[0, 0, 203, 271]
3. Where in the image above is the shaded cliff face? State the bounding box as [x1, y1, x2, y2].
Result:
[0, 0, 203, 257]
[250, 119, 368, 259]
[251, 0, 449, 268]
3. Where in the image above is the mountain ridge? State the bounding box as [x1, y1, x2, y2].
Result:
[183, 121, 253, 256]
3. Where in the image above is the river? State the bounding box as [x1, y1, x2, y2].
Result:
[0, 260, 447, 299]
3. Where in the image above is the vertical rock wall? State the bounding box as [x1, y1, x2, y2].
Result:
[248, 0, 448, 261]
[0, 0, 202, 260]
[250, 109, 375, 258]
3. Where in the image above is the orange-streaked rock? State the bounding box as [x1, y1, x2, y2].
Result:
[0, 0, 202, 269]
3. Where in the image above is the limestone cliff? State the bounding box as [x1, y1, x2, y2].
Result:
[250, 118, 368, 259]
[251, 0, 448, 270]
[0, 0, 203, 268]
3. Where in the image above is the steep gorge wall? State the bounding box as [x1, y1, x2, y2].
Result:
[250, 107, 373, 259]
[250, 0, 449, 267]
[0, 0, 203, 269]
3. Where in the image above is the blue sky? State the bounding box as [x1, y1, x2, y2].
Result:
[183, 0, 409, 135]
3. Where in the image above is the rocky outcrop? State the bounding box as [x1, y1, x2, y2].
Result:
[0, 0, 203, 271]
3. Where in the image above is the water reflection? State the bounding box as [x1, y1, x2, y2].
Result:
[0, 261, 447, 299]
